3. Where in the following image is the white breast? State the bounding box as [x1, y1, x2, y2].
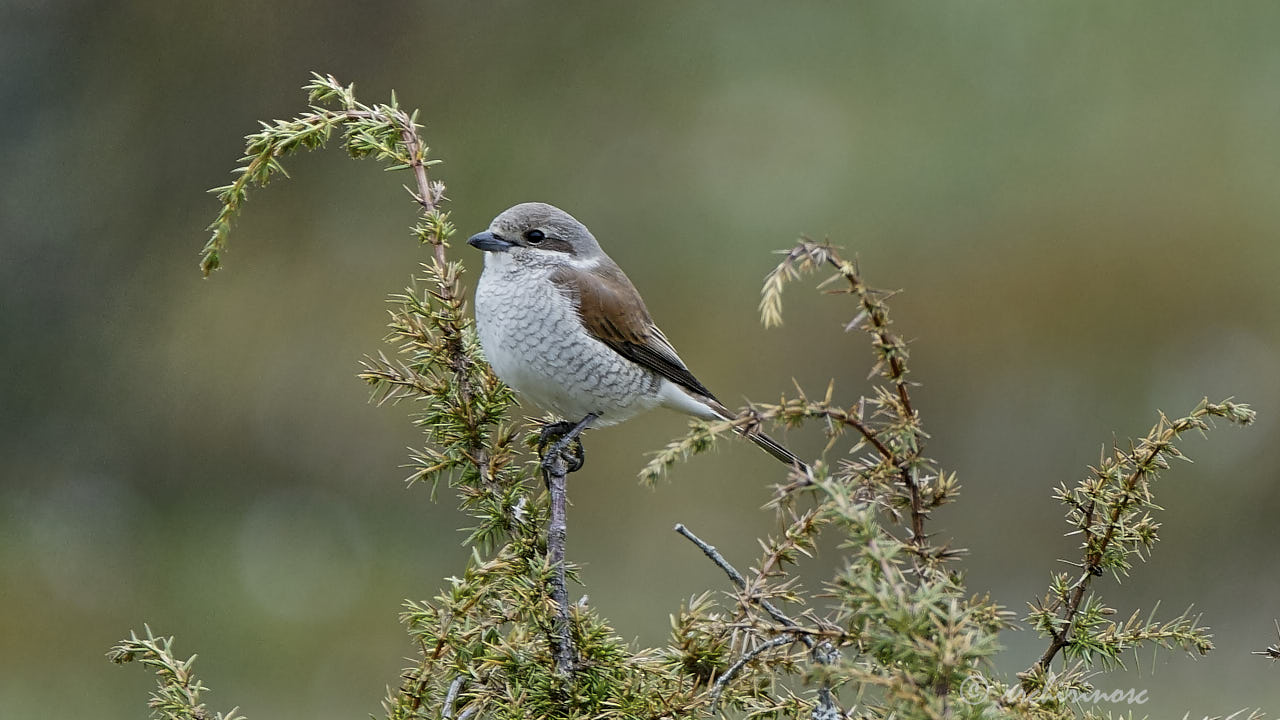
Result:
[473, 252, 662, 426]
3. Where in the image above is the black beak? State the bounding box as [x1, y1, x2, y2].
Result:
[467, 231, 514, 252]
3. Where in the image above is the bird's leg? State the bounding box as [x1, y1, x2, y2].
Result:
[538, 413, 597, 475]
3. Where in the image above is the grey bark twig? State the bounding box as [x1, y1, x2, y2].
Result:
[673, 523, 815, 650]
[709, 634, 796, 713]
[678, 523, 845, 715]
[441, 676, 464, 720]
[544, 450, 575, 678]
[539, 413, 596, 679]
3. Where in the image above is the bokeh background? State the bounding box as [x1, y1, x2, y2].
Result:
[3, 2, 1278, 718]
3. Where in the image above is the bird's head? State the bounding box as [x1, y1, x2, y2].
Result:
[467, 202, 604, 268]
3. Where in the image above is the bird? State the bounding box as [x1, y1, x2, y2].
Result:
[466, 202, 805, 471]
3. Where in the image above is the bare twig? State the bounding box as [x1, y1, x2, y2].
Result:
[811, 641, 842, 720]
[1251, 620, 1280, 661]
[544, 451, 575, 677]
[674, 523, 815, 650]
[540, 413, 596, 679]
[680, 522, 846, 715]
[441, 676, 465, 720]
[675, 523, 749, 586]
[709, 634, 797, 713]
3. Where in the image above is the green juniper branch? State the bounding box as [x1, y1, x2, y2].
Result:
[758, 240, 940, 562]
[107, 625, 243, 720]
[201, 73, 444, 276]
[1022, 399, 1255, 687]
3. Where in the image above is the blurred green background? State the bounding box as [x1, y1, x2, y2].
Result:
[3, 2, 1278, 717]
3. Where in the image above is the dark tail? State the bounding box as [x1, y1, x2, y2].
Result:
[744, 428, 809, 471]
[707, 400, 809, 473]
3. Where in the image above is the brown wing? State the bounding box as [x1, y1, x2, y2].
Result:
[550, 263, 715, 399]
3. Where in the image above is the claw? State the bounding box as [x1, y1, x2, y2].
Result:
[562, 439, 585, 473]
[537, 413, 598, 478]
[537, 421, 577, 454]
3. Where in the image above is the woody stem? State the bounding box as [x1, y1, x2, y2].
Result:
[541, 412, 596, 679]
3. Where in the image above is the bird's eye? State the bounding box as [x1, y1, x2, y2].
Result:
[524, 229, 545, 244]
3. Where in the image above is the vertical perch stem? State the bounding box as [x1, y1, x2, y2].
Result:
[545, 450, 574, 677]
[539, 412, 596, 679]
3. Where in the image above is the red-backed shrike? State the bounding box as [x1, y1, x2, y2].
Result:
[468, 202, 803, 469]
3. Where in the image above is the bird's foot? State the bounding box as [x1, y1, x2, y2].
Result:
[538, 420, 578, 453]
[539, 421, 585, 473]
[538, 414, 597, 475]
